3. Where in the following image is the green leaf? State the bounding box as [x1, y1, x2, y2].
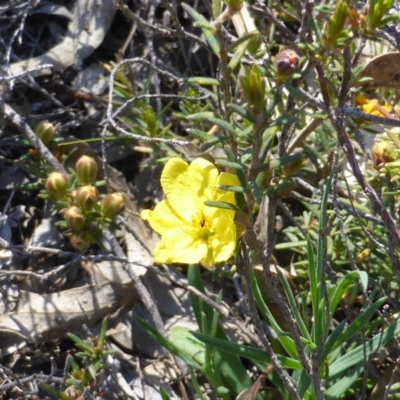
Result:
[189, 366, 208, 400]
[328, 316, 400, 378]
[180, 77, 221, 86]
[311, 167, 333, 343]
[160, 387, 172, 400]
[217, 185, 245, 193]
[136, 318, 202, 369]
[208, 118, 241, 137]
[329, 271, 368, 315]
[201, 136, 229, 151]
[171, 326, 206, 365]
[203, 200, 241, 212]
[192, 332, 302, 370]
[249, 266, 298, 359]
[40, 383, 71, 400]
[307, 236, 318, 332]
[297, 370, 312, 398]
[320, 320, 347, 366]
[275, 266, 313, 344]
[269, 153, 304, 169]
[329, 297, 386, 353]
[187, 129, 213, 140]
[187, 265, 252, 395]
[187, 111, 220, 121]
[325, 364, 364, 399]
[263, 180, 297, 196]
[212, 0, 222, 19]
[181, 3, 220, 57]
[216, 160, 245, 170]
[227, 103, 254, 123]
[98, 318, 107, 348]
[228, 38, 251, 71]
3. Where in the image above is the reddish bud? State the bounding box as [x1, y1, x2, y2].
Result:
[276, 49, 299, 76]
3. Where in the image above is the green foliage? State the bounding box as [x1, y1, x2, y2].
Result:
[41, 320, 113, 399]
[364, 0, 398, 31]
[111, 0, 400, 398]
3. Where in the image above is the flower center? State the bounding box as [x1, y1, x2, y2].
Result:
[191, 210, 212, 238]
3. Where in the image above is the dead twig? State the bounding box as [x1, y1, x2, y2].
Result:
[0, 96, 66, 174]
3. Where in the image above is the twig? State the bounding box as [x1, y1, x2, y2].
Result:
[344, 106, 400, 128]
[289, 188, 384, 227]
[287, 117, 323, 153]
[261, 196, 319, 394]
[330, 108, 400, 269]
[3, 0, 32, 81]
[101, 229, 167, 340]
[0, 64, 54, 82]
[104, 57, 189, 145]
[297, 0, 314, 44]
[0, 374, 63, 391]
[158, 265, 229, 318]
[240, 235, 301, 400]
[253, 0, 297, 42]
[0, 96, 66, 174]
[110, 93, 210, 123]
[115, 0, 205, 46]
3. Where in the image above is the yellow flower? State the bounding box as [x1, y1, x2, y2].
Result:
[354, 94, 392, 118]
[141, 158, 240, 267]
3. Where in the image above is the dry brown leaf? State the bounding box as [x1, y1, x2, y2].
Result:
[0, 270, 137, 354]
[359, 52, 400, 90]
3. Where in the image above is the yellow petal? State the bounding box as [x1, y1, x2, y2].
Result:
[215, 171, 240, 205]
[153, 227, 208, 264]
[161, 158, 216, 220]
[355, 94, 392, 117]
[209, 211, 237, 263]
[141, 200, 183, 235]
[354, 94, 368, 106]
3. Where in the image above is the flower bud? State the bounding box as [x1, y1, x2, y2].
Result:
[63, 206, 85, 231]
[69, 189, 77, 203]
[35, 121, 56, 144]
[75, 155, 98, 185]
[276, 49, 299, 77]
[45, 172, 68, 199]
[240, 65, 266, 115]
[281, 155, 305, 177]
[100, 193, 125, 218]
[224, 0, 243, 11]
[75, 185, 99, 210]
[69, 232, 92, 251]
[372, 141, 395, 167]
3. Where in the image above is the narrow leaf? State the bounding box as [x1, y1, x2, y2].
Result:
[203, 200, 241, 212]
